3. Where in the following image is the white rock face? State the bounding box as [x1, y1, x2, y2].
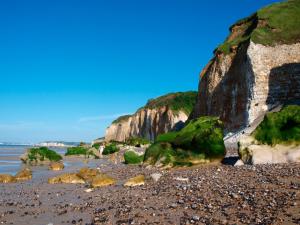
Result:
[105, 107, 188, 142]
[192, 40, 300, 132]
[239, 136, 300, 165]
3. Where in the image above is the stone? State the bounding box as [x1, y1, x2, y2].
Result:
[234, 159, 244, 166]
[124, 175, 145, 187]
[150, 173, 162, 182]
[91, 174, 116, 188]
[77, 167, 100, 182]
[49, 162, 64, 171]
[48, 173, 85, 184]
[0, 174, 16, 183]
[14, 168, 32, 181]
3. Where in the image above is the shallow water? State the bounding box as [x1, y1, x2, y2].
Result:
[0, 145, 67, 175]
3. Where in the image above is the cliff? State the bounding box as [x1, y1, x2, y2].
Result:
[105, 92, 197, 142]
[191, 0, 300, 132]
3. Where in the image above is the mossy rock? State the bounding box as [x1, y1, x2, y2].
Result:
[103, 143, 119, 155]
[124, 150, 144, 164]
[14, 168, 32, 181]
[0, 174, 16, 183]
[21, 147, 62, 165]
[253, 105, 300, 146]
[48, 173, 85, 184]
[144, 117, 225, 167]
[91, 174, 116, 188]
[124, 175, 145, 187]
[65, 146, 100, 159]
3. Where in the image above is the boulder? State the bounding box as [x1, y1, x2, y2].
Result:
[49, 162, 64, 171]
[0, 174, 15, 183]
[124, 175, 145, 187]
[48, 173, 85, 184]
[77, 167, 100, 182]
[14, 168, 32, 181]
[91, 174, 116, 188]
[239, 136, 300, 164]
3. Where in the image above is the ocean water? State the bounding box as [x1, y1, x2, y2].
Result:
[0, 145, 67, 175]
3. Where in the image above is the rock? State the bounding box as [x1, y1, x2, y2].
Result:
[48, 173, 85, 184]
[77, 167, 100, 182]
[124, 175, 145, 187]
[0, 174, 16, 183]
[174, 177, 189, 182]
[84, 188, 93, 193]
[234, 159, 244, 166]
[239, 135, 300, 164]
[49, 162, 64, 171]
[150, 173, 162, 182]
[91, 174, 116, 188]
[14, 168, 32, 181]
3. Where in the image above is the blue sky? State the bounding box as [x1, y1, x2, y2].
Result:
[0, 0, 280, 143]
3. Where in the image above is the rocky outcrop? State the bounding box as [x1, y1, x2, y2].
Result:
[191, 1, 300, 132]
[105, 92, 197, 142]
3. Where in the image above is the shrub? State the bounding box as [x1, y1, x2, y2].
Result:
[103, 143, 119, 155]
[27, 147, 62, 162]
[254, 105, 300, 146]
[92, 143, 101, 149]
[124, 150, 144, 164]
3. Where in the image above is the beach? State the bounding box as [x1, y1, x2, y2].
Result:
[0, 147, 299, 225]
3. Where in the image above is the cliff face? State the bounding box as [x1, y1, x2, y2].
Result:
[105, 92, 196, 142]
[191, 0, 300, 132]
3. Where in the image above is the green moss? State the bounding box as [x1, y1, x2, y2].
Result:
[124, 150, 144, 164]
[217, 0, 300, 54]
[253, 105, 300, 146]
[27, 147, 62, 162]
[103, 143, 120, 155]
[125, 137, 150, 146]
[144, 117, 225, 167]
[65, 146, 99, 158]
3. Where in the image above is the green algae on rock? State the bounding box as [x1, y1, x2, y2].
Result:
[124, 150, 144, 164]
[21, 147, 62, 165]
[144, 117, 225, 167]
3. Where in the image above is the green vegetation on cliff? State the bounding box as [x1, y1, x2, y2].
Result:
[111, 91, 197, 125]
[143, 91, 197, 115]
[125, 137, 150, 146]
[217, 0, 300, 54]
[26, 147, 62, 163]
[253, 105, 300, 146]
[144, 117, 226, 167]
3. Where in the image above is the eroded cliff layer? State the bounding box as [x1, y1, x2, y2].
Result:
[105, 92, 197, 142]
[191, 0, 300, 132]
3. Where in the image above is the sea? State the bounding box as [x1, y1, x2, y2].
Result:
[0, 145, 67, 175]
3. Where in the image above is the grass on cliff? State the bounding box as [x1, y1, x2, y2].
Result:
[217, 0, 300, 54]
[124, 150, 144, 164]
[253, 105, 300, 146]
[112, 115, 132, 124]
[103, 143, 120, 155]
[65, 146, 99, 158]
[144, 117, 226, 167]
[27, 147, 62, 162]
[143, 91, 197, 115]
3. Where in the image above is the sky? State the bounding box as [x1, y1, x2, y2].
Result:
[0, 0, 280, 143]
